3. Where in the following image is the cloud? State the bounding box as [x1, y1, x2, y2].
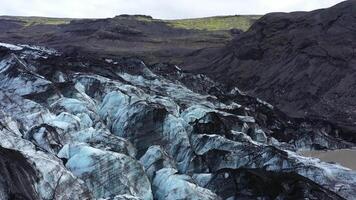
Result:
[0, 0, 346, 19]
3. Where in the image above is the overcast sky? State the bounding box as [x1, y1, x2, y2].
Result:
[0, 0, 346, 19]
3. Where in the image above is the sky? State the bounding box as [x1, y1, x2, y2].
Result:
[0, 0, 346, 19]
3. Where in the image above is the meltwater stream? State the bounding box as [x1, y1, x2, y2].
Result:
[302, 148, 356, 170]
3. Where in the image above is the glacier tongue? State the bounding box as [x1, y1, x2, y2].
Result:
[0, 44, 355, 199]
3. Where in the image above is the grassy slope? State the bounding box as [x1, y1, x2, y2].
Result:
[166, 15, 261, 31]
[0, 16, 73, 26]
[1, 15, 261, 31]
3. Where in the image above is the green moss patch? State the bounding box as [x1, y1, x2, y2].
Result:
[166, 15, 261, 31]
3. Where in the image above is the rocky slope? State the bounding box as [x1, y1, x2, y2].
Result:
[0, 15, 243, 65]
[1, 42, 356, 199]
[183, 0, 356, 132]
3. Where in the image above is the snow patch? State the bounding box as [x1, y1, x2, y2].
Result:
[0, 42, 23, 50]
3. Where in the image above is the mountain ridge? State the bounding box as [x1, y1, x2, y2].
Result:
[183, 0, 356, 131]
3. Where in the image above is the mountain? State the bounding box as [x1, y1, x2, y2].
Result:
[0, 15, 259, 65]
[183, 0, 356, 131]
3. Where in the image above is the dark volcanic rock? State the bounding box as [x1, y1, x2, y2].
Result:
[184, 0, 356, 131]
